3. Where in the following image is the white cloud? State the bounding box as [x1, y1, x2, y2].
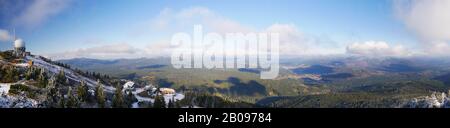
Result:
[264, 24, 343, 56]
[427, 41, 450, 55]
[13, 0, 71, 29]
[52, 6, 348, 60]
[143, 40, 173, 57]
[151, 6, 253, 33]
[394, 0, 450, 56]
[346, 41, 411, 57]
[48, 43, 141, 60]
[48, 41, 176, 60]
[264, 24, 306, 56]
[149, 7, 343, 57]
[0, 29, 12, 42]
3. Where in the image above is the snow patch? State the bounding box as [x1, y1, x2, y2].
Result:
[0, 94, 39, 108]
[129, 83, 184, 108]
[404, 91, 450, 108]
[0, 83, 11, 95]
[14, 63, 29, 67]
[163, 93, 185, 104]
[123, 81, 134, 89]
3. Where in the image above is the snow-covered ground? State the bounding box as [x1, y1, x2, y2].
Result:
[26, 56, 115, 93]
[132, 86, 184, 103]
[134, 94, 154, 103]
[0, 83, 40, 108]
[132, 93, 184, 108]
[14, 63, 29, 67]
[131, 86, 184, 108]
[123, 81, 134, 89]
[181, 105, 202, 108]
[163, 93, 185, 104]
[133, 91, 184, 103]
[0, 94, 38, 108]
[131, 102, 139, 108]
[0, 83, 11, 95]
[404, 91, 450, 108]
[2, 55, 185, 108]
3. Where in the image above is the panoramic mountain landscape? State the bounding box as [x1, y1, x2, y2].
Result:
[1, 0, 450, 109]
[3, 50, 450, 108]
[56, 56, 450, 108]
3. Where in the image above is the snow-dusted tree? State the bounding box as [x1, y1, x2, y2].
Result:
[77, 80, 89, 102]
[56, 69, 66, 86]
[95, 80, 106, 108]
[112, 83, 125, 108]
[66, 87, 79, 108]
[153, 95, 165, 108]
[24, 67, 33, 80]
[58, 94, 65, 108]
[2, 66, 19, 83]
[125, 90, 136, 108]
[45, 77, 59, 108]
[37, 68, 48, 88]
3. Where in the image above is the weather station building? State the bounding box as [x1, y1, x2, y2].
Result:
[11, 30, 30, 58]
[14, 38, 27, 57]
[9, 30, 32, 67]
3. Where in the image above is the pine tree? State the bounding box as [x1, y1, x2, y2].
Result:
[4, 66, 18, 83]
[125, 90, 136, 108]
[175, 100, 181, 108]
[112, 83, 124, 108]
[66, 87, 79, 108]
[153, 95, 166, 108]
[57, 70, 65, 85]
[77, 80, 89, 102]
[37, 69, 48, 88]
[25, 67, 32, 80]
[168, 95, 177, 108]
[95, 80, 106, 108]
[59, 94, 66, 108]
[168, 99, 174, 108]
[46, 77, 59, 107]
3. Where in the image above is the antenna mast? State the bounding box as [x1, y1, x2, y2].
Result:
[13, 28, 16, 40]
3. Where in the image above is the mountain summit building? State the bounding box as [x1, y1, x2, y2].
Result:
[14, 38, 26, 57]
[11, 30, 30, 57]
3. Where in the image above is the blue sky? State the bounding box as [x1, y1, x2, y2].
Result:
[1, 0, 446, 59]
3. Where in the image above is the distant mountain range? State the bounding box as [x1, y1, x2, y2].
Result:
[57, 56, 450, 108]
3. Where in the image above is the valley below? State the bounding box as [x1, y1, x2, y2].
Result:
[56, 56, 450, 108]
